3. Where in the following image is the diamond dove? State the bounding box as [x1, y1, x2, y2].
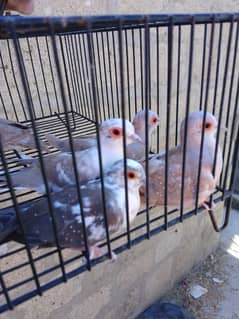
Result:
[3, 118, 142, 193]
[0, 117, 48, 152]
[140, 111, 223, 210]
[46, 110, 159, 160]
[0, 159, 145, 259]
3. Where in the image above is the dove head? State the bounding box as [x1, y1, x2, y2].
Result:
[99, 118, 142, 146]
[133, 110, 159, 142]
[180, 111, 218, 145]
[105, 159, 145, 189]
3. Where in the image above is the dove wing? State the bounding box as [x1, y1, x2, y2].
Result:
[13, 182, 123, 249]
[0, 118, 48, 151]
[47, 133, 96, 152]
[0, 118, 29, 129]
[126, 143, 145, 161]
[141, 147, 195, 208]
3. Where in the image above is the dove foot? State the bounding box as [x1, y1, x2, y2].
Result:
[81, 246, 117, 264]
[90, 246, 117, 262]
[202, 200, 215, 212]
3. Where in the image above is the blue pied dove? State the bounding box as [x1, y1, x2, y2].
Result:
[0, 159, 145, 260]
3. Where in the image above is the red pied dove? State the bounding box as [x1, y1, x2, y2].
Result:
[0, 118, 48, 152]
[4, 118, 142, 193]
[140, 111, 223, 211]
[46, 110, 159, 160]
[0, 159, 145, 260]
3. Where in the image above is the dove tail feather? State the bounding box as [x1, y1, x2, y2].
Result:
[46, 134, 67, 152]
[24, 136, 49, 152]
[0, 207, 17, 243]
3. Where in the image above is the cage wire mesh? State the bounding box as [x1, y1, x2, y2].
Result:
[0, 13, 238, 312]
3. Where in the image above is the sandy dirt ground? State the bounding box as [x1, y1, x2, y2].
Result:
[162, 208, 239, 319]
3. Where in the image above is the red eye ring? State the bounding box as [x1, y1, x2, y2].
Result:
[109, 127, 122, 138]
[205, 122, 211, 129]
[128, 171, 136, 179]
[151, 117, 158, 124]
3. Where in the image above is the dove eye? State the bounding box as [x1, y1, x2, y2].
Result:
[127, 170, 136, 179]
[109, 127, 123, 138]
[205, 122, 212, 129]
[151, 117, 158, 124]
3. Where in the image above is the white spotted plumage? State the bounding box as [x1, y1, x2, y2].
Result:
[140, 111, 223, 211]
[0, 159, 145, 261]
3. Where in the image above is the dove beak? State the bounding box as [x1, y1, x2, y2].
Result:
[128, 133, 143, 144]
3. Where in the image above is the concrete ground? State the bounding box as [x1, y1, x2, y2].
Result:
[162, 208, 239, 319]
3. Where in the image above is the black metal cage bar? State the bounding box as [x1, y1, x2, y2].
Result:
[0, 13, 239, 313]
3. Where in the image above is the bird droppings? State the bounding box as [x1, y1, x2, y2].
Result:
[189, 285, 208, 299]
[162, 245, 232, 319]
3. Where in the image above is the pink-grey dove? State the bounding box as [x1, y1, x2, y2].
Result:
[4, 118, 142, 193]
[140, 111, 223, 210]
[0, 159, 145, 259]
[46, 110, 159, 160]
[0, 117, 48, 152]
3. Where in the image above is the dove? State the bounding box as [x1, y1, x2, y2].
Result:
[140, 111, 223, 210]
[3, 118, 142, 193]
[46, 131, 96, 152]
[127, 110, 159, 160]
[0, 117, 48, 152]
[0, 159, 145, 259]
[46, 110, 159, 160]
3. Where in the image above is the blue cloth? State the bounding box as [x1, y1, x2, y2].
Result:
[136, 302, 195, 319]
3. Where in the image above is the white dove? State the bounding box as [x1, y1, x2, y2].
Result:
[140, 111, 223, 210]
[4, 118, 142, 193]
[46, 110, 159, 160]
[0, 117, 48, 152]
[0, 159, 145, 260]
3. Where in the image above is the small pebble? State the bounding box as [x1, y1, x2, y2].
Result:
[212, 277, 224, 284]
[189, 285, 208, 299]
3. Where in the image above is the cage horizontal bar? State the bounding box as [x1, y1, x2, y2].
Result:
[0, 192, 227, 313]
[0, 11, 238, 314]
[0, 13, 239, 38]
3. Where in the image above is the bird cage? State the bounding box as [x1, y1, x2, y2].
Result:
[0, 12, 239, 313]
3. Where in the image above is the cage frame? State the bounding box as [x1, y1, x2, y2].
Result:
[0, 12, 238, 313]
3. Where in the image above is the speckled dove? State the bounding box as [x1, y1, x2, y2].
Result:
[46, 110, 159, 160]
[3, 118, 142, 193]
[0, 159, 145, 259]
[140, 111, 223, 210]
[0, 117, 48, 152]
